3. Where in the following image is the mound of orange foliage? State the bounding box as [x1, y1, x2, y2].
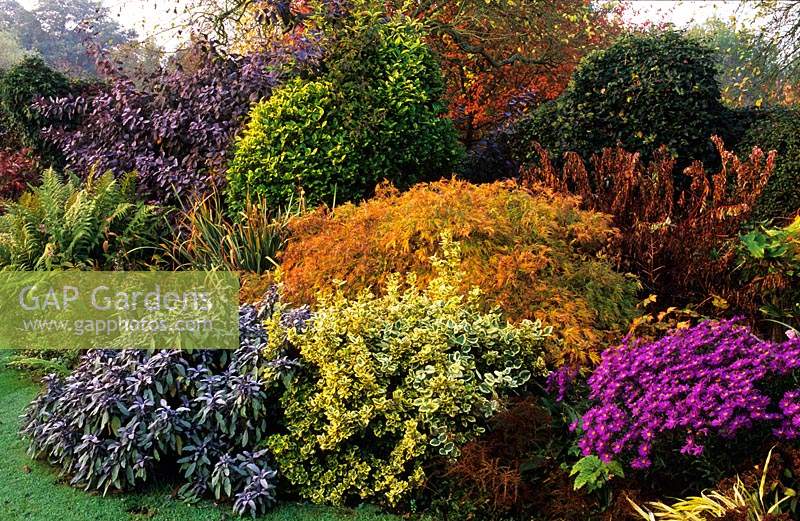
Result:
[279, 179, 639, 366]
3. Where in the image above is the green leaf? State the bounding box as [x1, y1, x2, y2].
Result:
[110, 416, 121, 435]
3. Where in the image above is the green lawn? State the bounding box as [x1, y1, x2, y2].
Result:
[0, 358, 401, 521]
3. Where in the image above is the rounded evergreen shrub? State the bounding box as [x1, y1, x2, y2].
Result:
[505, 99, 563, 164]
[226, 78, 350, 211]
[278, 179, 640, 367]
[0, 56, 70, 156]
[739, 107, 800, 222]
[514, 30, 724, 166]
[226, 17, 463, 211]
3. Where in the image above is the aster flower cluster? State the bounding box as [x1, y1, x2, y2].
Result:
[776, 390, 800, 439]
[577, 318, 800, 468]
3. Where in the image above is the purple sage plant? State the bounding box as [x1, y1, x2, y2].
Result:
[35, 36, 322, 203]
[21, 291, 306, 517]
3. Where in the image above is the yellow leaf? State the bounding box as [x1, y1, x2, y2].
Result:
[711, 295, 729, 310]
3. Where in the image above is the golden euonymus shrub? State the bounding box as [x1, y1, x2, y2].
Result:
[266, 240, 550, 506]
[279, 179, 639, 366]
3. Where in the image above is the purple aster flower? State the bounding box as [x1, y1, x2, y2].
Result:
[577, 318, 800, 468]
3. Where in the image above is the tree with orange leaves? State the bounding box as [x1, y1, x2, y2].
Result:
[423, 0, 627, 143]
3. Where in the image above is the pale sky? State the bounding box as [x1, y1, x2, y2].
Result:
[18, 0, 181, 45]
[625, 1, 749, 26]
[101, 0, 186, 41]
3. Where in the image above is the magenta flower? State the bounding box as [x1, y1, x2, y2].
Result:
[547, 365, 578, 401]
[577, 319, 800, 468]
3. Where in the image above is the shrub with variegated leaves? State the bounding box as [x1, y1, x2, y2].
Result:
[266, 237, 550, 507]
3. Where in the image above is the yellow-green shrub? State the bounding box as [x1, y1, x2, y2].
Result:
[265, 239, 550, 506]
[226, 17, 462, 211]
[279, 179, 639, 366]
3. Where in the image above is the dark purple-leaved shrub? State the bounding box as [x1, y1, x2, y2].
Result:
[21, 292, 309, 517]
[458, 132, 519, 184]
[35, 37, 321, 202]
[575, 319, 800, 469]
[457, 91, 542, 184]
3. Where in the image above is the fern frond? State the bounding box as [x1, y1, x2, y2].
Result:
[0, 170, 159, 270]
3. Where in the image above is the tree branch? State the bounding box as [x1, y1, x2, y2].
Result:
[430, 21, 558, 68]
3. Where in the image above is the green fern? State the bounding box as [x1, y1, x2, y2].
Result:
[0, 169, 161, 270]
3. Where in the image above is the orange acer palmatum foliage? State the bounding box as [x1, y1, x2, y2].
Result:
[279, 179, 640, 367]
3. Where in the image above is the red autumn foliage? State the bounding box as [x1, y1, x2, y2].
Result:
[0, 148, 39, 201]
[445, 400, 549, 513]
[522, 136, 776, 298]
[431, 0, 626, 143]
[445, 399, 595, 518]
